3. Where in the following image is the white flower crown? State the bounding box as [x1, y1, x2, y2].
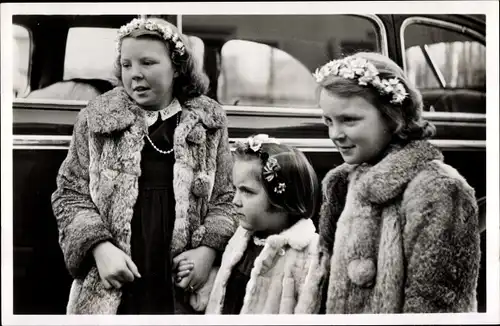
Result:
[116, 18, 186, 56]
[313, 57, 408, 105]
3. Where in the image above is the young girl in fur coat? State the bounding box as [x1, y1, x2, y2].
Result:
[178, 134, 323, 314]
[300, 52, 481, 313]
[51, 17, 238, 314]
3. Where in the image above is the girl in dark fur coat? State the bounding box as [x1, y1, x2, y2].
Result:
[299, 52, 481, 313]
[51, 17, 238, 314]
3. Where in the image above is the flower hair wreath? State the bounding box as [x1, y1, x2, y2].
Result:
[313, 56, 408, 105]
[242, 134, 287, 195]
[116, 18, 186, 57]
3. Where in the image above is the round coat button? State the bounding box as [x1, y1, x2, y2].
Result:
[347, 258, 376, 287]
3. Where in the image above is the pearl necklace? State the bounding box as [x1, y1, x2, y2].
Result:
[145, 112, 180, 155]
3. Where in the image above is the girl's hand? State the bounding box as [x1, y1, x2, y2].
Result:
[174, 259, 194, 283]
[92, 241, 141, 289]
[173, 246, 217, 291]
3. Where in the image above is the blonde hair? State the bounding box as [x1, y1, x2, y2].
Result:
[319, 52, 435, 142]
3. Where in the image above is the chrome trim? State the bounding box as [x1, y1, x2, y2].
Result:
[177, 14, 182, 34]
[13, 135, 486, 152]
[400, 16, 485, 73]
[12, 100, 485, 123]
[358, 14, 389, 56]
[223, 105, 485, 123]
[13, 98, 87, 111]
[13, 135, 72, 149]
[225, 105, 322, 117]
[229, 138, 486, 151]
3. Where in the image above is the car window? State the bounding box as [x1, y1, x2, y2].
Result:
[403, 21, 486, 90]
[217, 40, 318, 107]
[403, 20, 486, 114]
[187, 35, 205, 72]
[181, 15, 383, 108]
[13, 24, 31, 98]
[64, 27, 205, 84]
[64, 27, 119, 84]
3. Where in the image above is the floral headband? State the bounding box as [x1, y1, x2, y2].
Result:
[313, 56, 408, 105]
[242, 134, 287, 195]
[116, 18, 186, 57]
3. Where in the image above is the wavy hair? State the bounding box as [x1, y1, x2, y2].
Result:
[113, 18, 209, 103]
[318, 52, 436, 142]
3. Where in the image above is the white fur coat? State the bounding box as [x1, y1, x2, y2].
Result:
[204, 218, 323, 314]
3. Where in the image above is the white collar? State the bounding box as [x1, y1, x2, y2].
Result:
[143, 98, 182, 127]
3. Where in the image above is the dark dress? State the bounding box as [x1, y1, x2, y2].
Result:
[221, 235, 264, 314]
[118, 112, 195, 314]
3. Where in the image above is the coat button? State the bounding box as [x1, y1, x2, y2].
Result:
[347, 258, 376, 287]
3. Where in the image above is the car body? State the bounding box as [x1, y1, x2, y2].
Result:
[12, 13, 486, 314]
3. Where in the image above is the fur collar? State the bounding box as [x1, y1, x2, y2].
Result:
[226, 218, 317, 273]
[85, 87, 226, 134]
[325, 140, 443, 204]
[246, 217, 317, 251]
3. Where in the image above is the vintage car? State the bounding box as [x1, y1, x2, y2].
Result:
[12, 13, 486, 314]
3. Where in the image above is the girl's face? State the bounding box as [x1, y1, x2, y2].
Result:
[232, 159, 288, 233]
[120, 37, 176, 110]
[319, 89, 393, 164]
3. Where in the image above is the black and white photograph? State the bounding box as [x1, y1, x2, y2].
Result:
[1, 1, 499, 325]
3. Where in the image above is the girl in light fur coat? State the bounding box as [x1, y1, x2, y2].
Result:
[299, 52, 481, 313]
[179, 134, 323, 314]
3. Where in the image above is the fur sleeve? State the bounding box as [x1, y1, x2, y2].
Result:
[402, 171, 480, 313]
[197, 121, 238, 251]
[318, 164, 350, 255]
[51, 108, 113, 278]
[294, 234, 329, 314]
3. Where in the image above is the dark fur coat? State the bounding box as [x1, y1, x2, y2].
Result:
[299, 140, 480, 313]
[51, 87, 238, 314]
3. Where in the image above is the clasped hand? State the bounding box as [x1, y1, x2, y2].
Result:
[93, 242, 216, 292]
[172, 246, 217, 292]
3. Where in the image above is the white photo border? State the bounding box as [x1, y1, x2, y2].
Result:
[2, 1, 499, 325]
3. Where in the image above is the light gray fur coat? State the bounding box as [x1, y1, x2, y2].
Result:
[299, 140, 480, 313]
[203, 218, 324, 314]
[51, 87, 238, 314]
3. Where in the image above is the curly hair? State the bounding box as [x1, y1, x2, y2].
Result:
[318, 52, 436, 142]
[234, 139, 320, 225]
[113, 18, 209, 103]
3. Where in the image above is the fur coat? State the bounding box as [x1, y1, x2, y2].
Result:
[204, 218, 324, 314]
[51, 87, 238, 314]
[299, 140, 480, 314]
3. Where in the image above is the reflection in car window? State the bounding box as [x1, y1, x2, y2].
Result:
[64, 28, 206, 86]
[13, 24, 31, 98]
[187, 35, 205, 72]
[404, 23, 486, 89]
[218, 40, 318, 107]
[64, 27, 118, 83]
[182, 15, 382, 107]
